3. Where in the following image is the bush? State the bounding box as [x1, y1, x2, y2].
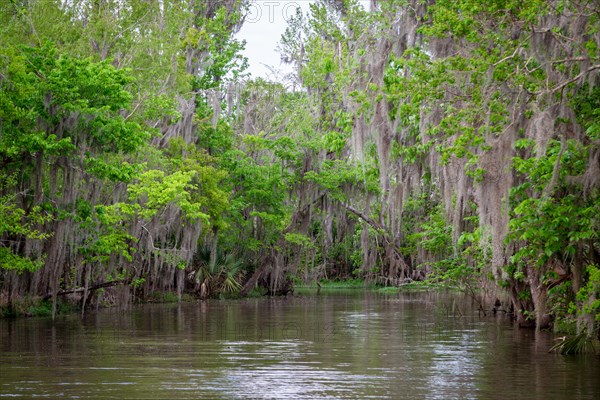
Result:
[0, 297, 75, 318]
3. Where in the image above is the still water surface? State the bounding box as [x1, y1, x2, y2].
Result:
[1, 290, 599, 399]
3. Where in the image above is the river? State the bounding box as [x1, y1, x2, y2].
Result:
[1, 290, 599, 399]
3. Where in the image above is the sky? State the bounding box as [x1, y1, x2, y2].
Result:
[236, 0, 312, 80]
[236, 0, 371, 80]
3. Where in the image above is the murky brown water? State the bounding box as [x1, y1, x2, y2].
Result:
[1, 290, 599, 399]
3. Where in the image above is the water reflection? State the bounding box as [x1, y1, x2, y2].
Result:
[427, 331, 484, 399]
[1, 291, 599, 399]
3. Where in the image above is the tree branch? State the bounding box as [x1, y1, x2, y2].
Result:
[541, 64, 600, 95]
[43, 280, 126, 301]
[340, 202, 409, 271]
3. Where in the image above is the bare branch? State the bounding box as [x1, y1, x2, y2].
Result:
[549, 64, 600, 94]
[532, 64, 600, 96]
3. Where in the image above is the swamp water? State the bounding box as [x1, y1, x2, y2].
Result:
[1, 290, 599, 399]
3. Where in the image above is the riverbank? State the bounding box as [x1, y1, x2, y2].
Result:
[0, 279, 438, 319]
[294, 279, 438, 293]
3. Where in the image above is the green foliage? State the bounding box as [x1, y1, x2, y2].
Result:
[408, 204, 452, 253]
[576, 265, 600, 322]
[128, 169, 210, 222]
[219, 128, 299, 251]
[188, 5, 248, 90]
[165, 140, 230, 229]
[509, 140, 596, 269]
[0, 247, 44, 274]
[0, 0, 253, 308]
[0, 176, 51, 273]
[547, 280, 576, 333]
[2, 42, 148, 158]
[78, 203, 136, 264]
[572, 84, 600, 140]
[304, 160, 379, 202]
[284, 233, 316, 249]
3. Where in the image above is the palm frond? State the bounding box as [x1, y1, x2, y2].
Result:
[550, 331, 596, 355]
[221, 273, 242, 293]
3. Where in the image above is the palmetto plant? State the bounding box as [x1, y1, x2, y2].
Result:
[193, 247, 245, 296]
[549, 330, 597, 355]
